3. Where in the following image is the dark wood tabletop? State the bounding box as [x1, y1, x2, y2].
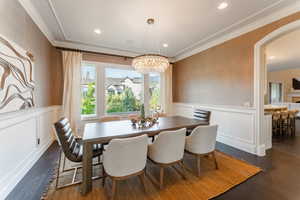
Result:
[82, 116, 208, 144]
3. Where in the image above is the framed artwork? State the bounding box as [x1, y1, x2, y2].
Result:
[0, 35, 35, 114]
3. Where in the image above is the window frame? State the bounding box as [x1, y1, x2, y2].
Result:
[80, 63, 98, 120]
[81, 61, 161, 121]
[268, 81, 284, 104]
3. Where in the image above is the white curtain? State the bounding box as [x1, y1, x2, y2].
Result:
[160, 64, 173, 115]
[62, 51, 82, 136]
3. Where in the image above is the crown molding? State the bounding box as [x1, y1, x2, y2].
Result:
[54, 40, 141, 57]
[174, 0, 300, 62]
[18, 0, 56, 45]
[47, 0, 67, 40]
[19, 0, 300, 62]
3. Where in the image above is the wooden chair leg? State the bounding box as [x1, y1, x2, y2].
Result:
[159, 167, 164, 189]
[102, 166, 106, 187]
[111, 179, 117, 200]
[138, 172, 147, 193]
[212, 152, 218, 170]
[178, 161, 187, 180]
[196, 155, 201, 177]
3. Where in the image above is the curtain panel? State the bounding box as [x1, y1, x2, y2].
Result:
[62, 51, 82, 135]
[161, 64, 173, 115]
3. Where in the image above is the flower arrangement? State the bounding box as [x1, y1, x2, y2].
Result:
[131, 104, 158, 128]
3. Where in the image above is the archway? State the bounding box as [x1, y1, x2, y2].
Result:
[254, 20, 300, 156]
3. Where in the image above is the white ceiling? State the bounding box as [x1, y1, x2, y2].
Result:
[21, 0, 300, 60]
[266, 29, 300, 71]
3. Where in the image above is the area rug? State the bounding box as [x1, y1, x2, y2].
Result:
[43, 151, 261, 200]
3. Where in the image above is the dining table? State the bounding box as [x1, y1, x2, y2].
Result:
[80, 115, 209, 195]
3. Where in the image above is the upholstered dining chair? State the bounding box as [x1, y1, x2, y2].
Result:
[147, 128, 187, 189]
[99, 115, 121, 122]
[102, 135, 148, 200]
[53, 117, 102, 189]
[185, 125, 218, 177]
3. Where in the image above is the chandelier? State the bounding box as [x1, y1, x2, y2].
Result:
[132, 18, 169, 74]
[132, 54, 169, 74]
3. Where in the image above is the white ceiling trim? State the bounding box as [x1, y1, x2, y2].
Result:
[47, 0, 67, 40]
[18, 0, 56, 45]
[174, 0, 300, 61]
[174, 0, 286, 58]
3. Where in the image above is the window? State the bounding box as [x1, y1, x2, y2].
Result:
[269, 82, 283, 104]
[149, 73, 161, 111]
[80, 62, 163, 119]
[81, 64, 96, 116]
[105, 68, 142, 114]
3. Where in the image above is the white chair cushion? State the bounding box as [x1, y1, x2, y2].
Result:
[185, 125, 218, 154]
[148, 128, 186, 164]
[103, 134, 148, 177]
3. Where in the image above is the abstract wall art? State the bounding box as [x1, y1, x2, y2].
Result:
[0, 35, 35, 114]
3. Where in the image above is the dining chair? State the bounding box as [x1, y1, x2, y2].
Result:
[99, 115, 121, 122]
[127, 114, 139, 120]
[147, 128, 187, 189]
[102, 134, 148, 200]
[185, 125, 218, 177]
[53, 117, 102, 189]
[153, 112, 167, 118]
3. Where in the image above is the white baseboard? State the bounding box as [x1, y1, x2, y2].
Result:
[0, 138, 53, 199]
[217, 132, 257, 154]
[0, 105, 61, 199]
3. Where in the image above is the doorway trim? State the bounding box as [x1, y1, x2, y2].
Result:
[254, 20, 300, 156]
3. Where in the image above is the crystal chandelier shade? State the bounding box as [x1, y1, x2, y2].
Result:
[132, 18, 169, 74]
[132, 54, 169, 74]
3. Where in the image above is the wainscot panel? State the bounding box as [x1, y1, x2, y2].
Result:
[0, 106, 62, 199]
[172, 103, 265, 156]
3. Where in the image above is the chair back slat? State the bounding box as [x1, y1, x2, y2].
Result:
[194, 109, 211, 123]
[54, 117, 82, 162]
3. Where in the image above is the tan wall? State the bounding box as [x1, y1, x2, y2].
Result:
[0, 0, 62, 107]
[173, 12, 300, 106]
[268, 68, 300, 102]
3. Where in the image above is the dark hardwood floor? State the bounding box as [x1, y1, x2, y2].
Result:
[6, 144, 59, 200]
[6, 136, 300, 200]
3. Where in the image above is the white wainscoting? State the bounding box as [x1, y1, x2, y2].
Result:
[172, 103, 265, 156]
[263, 114, 272, 150]
[0, 106, 62, 199]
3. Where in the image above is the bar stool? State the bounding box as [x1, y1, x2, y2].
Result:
[288, 110, 299, 137]
[272, 111, 281, 138]
[280, 111, 289, 137]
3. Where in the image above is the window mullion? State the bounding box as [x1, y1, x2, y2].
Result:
[143, 74, 150, 116]
[97, 65, 105, 117]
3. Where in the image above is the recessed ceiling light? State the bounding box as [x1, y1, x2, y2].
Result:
[94, 29, 101, 34]
[269, 56, 276, 60]
[218, 2, 228, 10]
[163, 43, 168, 48]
